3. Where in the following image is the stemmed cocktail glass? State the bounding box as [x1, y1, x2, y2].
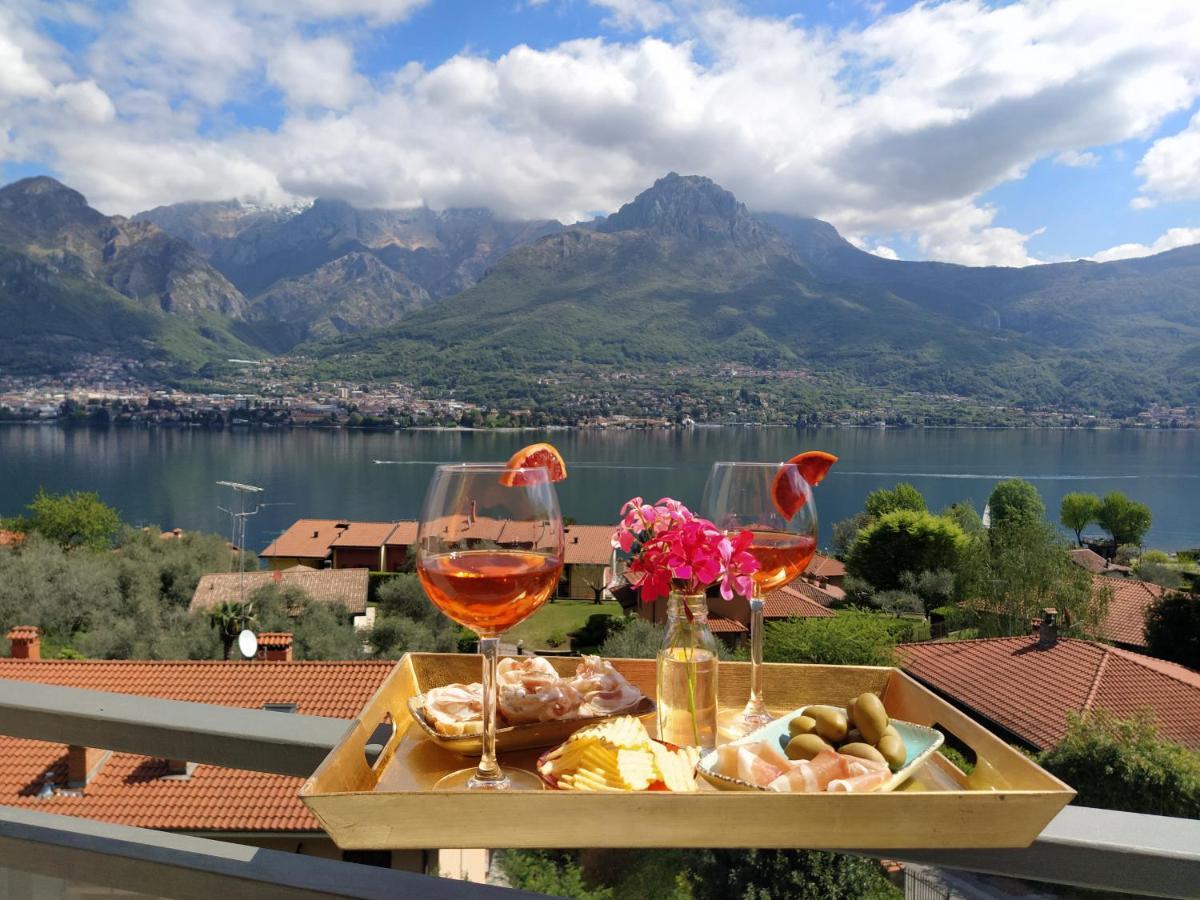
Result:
[416, 463, 564, 790]
[703, 461, 818, 738]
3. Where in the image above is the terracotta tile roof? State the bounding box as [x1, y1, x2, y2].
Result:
[384, 521, 419, 546]
[259, 519, 343, 561]
[564, 525, 616, 565]
[762, 584, 837, 619]
[900, 637, 1200, 751]
[6, 626, 41, 640]
[1094, 574, 1164, 648]
[1070, 548, 1109, 574]
[329, 521, 401, 549]
[258, 632, 293, 648]
[0, 659, 394, 832]
[189, 567, 370, 615]
[0, 530, 24, 547]
[806, 553, 845, 579]
[708, 616, 749, 633]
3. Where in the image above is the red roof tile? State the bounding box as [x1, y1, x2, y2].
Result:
[189, 566, 370, 615]
[0, 659, 393, 833]
[384, 521, 419, 546]
[6, 626, 41, 640]
[0, 530, 26, 547]
[761, 584, 836, 619]
[564, 525, 616, 565]
[1093, 575, 1164, 648]
[1070, 548, 1109, 573]
[900, 637, 1200, 750]
[708, 616, 749, 633]
[806, 554, 845, 579]
[259, 519, 344, 561]
[329, 521, 403, 549]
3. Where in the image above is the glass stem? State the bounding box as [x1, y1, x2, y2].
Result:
[475, 636, 504, 785]
[743, 588, 768, 721]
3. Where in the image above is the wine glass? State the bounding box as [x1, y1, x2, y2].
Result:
[416, 463, 564, 790]
[703, 461, 818, 737]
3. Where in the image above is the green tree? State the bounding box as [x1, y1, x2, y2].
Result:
[965, 519, 1103, 639]
[831, 511, 872, 559]
[986, 479, 1045, 535]
[763, 613, 897, 667]
[598, 617, 663, 659]
[1039, 710, 1200, 819]
[1097, 492, 1153, 547]
[899, 568, 957, 616]
[864, 482, 926, 519]
[208, 600, 256, 660]
[941, 500, 984, 537]
[845, 510, 967, 591]
[1060, 492, 1101, 546]
[26, 489, 121, 551]
[497, 851, 613, 900]
[684, 849, 900, 899]
[1144, 592, 1200, 670]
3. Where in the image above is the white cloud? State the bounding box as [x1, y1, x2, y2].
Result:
[589, 0, 675, 31]
[267, 36, 366, 109]
[870, 244, 899, 260]
[7, 0, 1200, 266]
[1134, 111, 1200, 207]
[53, 80, 116, 124]
[1055, 149, 1099, 168]
[1089, 226, 1200, 262]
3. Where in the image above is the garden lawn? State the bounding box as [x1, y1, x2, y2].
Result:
[505, 599, 622, 650]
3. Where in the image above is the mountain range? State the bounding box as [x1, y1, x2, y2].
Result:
[2, 172, 1198, 413]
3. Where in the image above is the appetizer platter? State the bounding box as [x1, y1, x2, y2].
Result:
[406, 655, 654, 755]
[300, 653, 1074, 851]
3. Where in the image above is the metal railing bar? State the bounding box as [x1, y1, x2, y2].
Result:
[0, 679, 349, 777]
[880, 805, 1200, 899]
[0, 805, 543, 900]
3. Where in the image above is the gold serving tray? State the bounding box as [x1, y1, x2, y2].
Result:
[405, 691, 656, 755]
[301, 653, 1074, 850]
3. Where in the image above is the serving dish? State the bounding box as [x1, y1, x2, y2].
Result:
[698, 707, 943, 792]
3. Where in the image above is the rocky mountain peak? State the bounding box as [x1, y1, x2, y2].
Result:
[597, 172, 766, 246]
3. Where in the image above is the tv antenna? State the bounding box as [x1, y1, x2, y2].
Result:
[217, 481, 265, 606]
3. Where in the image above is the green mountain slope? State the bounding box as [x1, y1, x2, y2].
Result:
[305, 174, 1198, 413]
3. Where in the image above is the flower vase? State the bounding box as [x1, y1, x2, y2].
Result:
[656, 591, 719, 751]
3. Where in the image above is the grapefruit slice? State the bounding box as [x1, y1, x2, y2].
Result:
[771, 450, 838, 518]
[500, 442, 568, 486]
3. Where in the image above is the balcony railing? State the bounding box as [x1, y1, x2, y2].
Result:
[1, 677, 1198, 898]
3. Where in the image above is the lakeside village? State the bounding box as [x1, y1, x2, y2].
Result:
[1, 358, 1198, 430]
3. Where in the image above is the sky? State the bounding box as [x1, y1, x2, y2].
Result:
[2, 0, 1199, 266]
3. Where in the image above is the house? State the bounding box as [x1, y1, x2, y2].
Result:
[1094, 574, 1165, 652]
[260, 519, 418, 571]
[1071, 547, 1131, 577]
[188, 566, 370, 622]
[806, 553, 846, 587]
[562, 524, 618, 600]
[0, 627, 414, 868]
[899, 613, 1200, 751]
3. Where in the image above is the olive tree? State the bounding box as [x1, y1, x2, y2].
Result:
[1060, 492, 1101, 546]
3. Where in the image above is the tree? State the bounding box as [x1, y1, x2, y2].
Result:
[1144, 593, 1200, 669]
[831, 512, 872, 559]
[1039, 710, 1200, 819]
[684, 849, 900, 900]
[845, 510, 967, 591]
[965, 519, 1103, 639]
[208, 600, 256, 660]
[26, 489, 121, 551]
[598, 617, 663, 659]
[941, 500, 984, 537]
[899, 568, 957, 616]
[864, 483, 926, 519]
[763, 613, 897, 667]
[987, 479, 1045, 535]
[1060, 492, 1101, 546]
[1097, 492, 1152, 547]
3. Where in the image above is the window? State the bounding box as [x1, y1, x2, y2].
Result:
[262, 702, 298, 713]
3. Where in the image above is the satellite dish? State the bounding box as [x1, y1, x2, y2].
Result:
[237, 629, 259, 660]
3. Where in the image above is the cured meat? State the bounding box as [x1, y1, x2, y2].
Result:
[828, 768, 891, 793]
[570, 655, 643, 717]
[737, 745, 784, 787]
[498, 658, 582, 724]
[422, 683, 484, 736]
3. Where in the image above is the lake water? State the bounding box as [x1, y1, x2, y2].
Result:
[1, 425, 1197, 552]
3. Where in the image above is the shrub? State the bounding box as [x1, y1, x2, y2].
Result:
[763, 613, 897, 667]
[864, 483, 926, 519]
[598, 617, 663, 659]
[846, 510, 967, 591]
[1039, 710, 1200, 819]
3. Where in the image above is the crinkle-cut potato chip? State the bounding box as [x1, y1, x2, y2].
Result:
[539, 715, 699, 792]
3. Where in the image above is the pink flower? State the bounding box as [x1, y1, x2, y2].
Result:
[611, 496, 760, 603]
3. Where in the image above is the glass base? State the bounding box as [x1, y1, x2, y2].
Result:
[433, 767, 545, 791]
[716, 706, 777, 743]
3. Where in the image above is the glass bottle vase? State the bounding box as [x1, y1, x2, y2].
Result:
[656, 591, 719, 751]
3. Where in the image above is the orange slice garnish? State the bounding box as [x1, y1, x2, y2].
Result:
[500, 442, 568, 486]
[771, 450, 838, 518]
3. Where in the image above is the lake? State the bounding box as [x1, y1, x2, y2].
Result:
[1, 425, 1197, 552]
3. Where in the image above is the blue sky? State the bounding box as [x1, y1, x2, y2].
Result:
[2, 0, 1199, 266]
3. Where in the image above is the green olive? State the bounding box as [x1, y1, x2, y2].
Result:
[787, 715, 818, 737]
[854, 692, 888, 745]
[807, 706, 848, 744]
[882, 724, 900, 741]
[846, 697, 858, 728]
[843, 728, 863, 746]
[877, 733, 906, 769]
[785, 733, 833, 761]
[839, 742, 886, 764]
